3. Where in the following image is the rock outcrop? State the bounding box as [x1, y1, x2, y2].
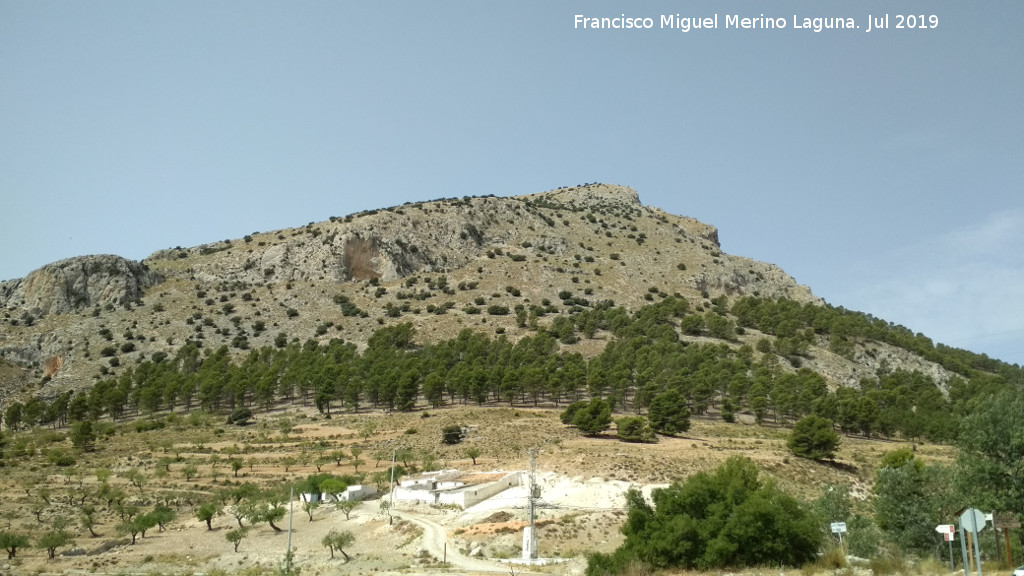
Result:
[0, 255, 162, 316]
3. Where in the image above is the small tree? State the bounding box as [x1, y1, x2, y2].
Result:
[80, 505, 100, 537]
[647, 389, 691, 435]
[303, 501, 319, 522]
[788, 415, 840, 461]
[225, 526, 249, 552]
[69, 419, 97, 451]
[349, 447, 364, 472]
[247, 501, 286, 532]
[335, 499, 358, 520]
[196, 502, 221, 531]
[465, 447, 482, 465]
[0, 531, 30, 559]
[570, 398, 612, 436]
[322, 528, 355, 561]
[615, 416, 657, 443]
[182, 463, 199, 481]
[379, 500, 392, 525]
[116, 518, 143, 545]
[320, 477, 349, 500]
[330, 449, 347, 467]
[150, 505, 176, 532]
[37, 529, 73, 559]
[125, 469, 147, 493]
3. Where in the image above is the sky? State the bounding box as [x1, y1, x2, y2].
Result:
[1, 1, 1021, 365]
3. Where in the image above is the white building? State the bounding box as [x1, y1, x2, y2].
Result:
[391, 470, 521, 508]
[299, 484, 378, 503]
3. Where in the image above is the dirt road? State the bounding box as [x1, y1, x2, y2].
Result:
[400, 510, 514, 574]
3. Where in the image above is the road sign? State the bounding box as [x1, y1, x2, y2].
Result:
[993, 513, 1021, 530]
[831, 522, 847, 534]
[937, 524, 955, 534]
[944, 533, 955, 542]
[960, 508, 986, 534]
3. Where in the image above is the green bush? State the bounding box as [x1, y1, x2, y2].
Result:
[227, 408, 253, 426]
[787, 415, 840, 460]
[647, 390, 690, 435]
[560, 400, 586, 425]
[615, 416, 657, 443]
[442, 425, 465, 445]
[569, 398, 611, 436]
[587, 456, 820, 573]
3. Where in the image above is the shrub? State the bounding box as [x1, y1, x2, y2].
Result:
[587, 457, 821, 573]
[788, 415, 840, 460]
[442, 425, 466, 445]
[560, 400, 586, 425]
[647, 390, 690, 435]
[228, 408, 253, 426]
[132, 419, 165, 432]
[616, 416, 657, 443]
[569, 398, 612, 436]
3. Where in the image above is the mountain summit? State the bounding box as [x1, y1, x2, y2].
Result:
[0, 184, 987, 402]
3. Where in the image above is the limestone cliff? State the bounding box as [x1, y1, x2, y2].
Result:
[0, 254, 162, 316]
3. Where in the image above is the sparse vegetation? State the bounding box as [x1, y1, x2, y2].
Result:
[0, 184, 1018, 575]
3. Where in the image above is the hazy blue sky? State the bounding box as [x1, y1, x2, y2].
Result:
[2, 1, 1021, 364]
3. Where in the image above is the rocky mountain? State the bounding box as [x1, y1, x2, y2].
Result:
[0, 184, 983, 404]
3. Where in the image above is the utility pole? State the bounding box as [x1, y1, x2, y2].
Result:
[523, 449, 539, 560]
[390, 448, 396, 507]
[528, 449, 536, 530]
[388, 448, 397, 525]
[285, 485, 294, 574]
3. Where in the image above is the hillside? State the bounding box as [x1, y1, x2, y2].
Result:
[1, 183, 1021, 575]
[0, 403, 957, 575]
[1, 183, 1003, 407]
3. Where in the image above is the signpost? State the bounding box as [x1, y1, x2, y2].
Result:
[937, 524, 956, 570]
[994, 513, 1021, 567]
[830, 522, 847, 549]
[959, 508, 986, 576]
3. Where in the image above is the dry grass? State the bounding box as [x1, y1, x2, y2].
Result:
[0, 403, 954, 576]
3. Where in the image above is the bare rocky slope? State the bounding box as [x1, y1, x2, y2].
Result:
[0, 183, 963, 403]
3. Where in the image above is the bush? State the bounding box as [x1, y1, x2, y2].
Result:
[647, 390, 690, 435]
[589, 456, 821, 572]
[570, 398, 612, 436]
[442, 425, 465, 445]
[560, 400, 586, 425]
[788, 415, 840, 460]
[228, 408, 253, 426]
[132, 419, 165, 432]
[616, 416, 657, 443]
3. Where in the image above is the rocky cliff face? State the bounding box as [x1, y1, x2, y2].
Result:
[0, 254, 162, 317]
[5, 183, 956, 403]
